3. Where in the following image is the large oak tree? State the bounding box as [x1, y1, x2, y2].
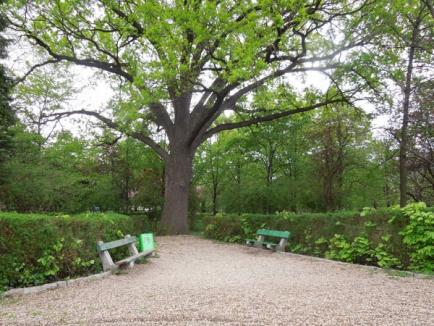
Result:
[4, 0, 376, 232]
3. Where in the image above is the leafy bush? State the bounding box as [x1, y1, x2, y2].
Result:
[201, 204, 433, 272]
[325, 234, 353, 262]
[0, 212, 152, 291]
[400, 203, 434, 272]
[374, 235, 401, 269]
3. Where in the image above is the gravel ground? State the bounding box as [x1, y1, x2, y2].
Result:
[1, 235, 433, 325]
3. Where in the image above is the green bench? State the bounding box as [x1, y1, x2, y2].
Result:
[246, 229, 290, 252]
[96, 234, 154, 271]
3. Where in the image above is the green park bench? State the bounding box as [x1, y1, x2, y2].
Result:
[96, 234, 154, 271]
[246, 229, 290, 252]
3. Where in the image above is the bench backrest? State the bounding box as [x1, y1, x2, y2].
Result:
[96, 236, 137, 252]
[257, 229, 290, 239]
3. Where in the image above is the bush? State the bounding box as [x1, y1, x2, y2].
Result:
[400, 203, 434, 272]
[0, 212, 152, 291]
[201, 204, 433, 272]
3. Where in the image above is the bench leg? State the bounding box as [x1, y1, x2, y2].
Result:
[254, 235, 265, 248]
[126, 234, 139, 268]
[277, 238, 288, 252]
[98, 241, 116, 271]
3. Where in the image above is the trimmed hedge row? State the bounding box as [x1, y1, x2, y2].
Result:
[0, 212, 152, 290]
[200, 204, 434, 273]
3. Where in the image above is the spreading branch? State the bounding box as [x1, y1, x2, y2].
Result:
[13, 59, 61, 85]
[43, 109, 169, 160]
[200, 98, 346, 144]
[13, 29, 134, 82]
[188, 63, 340, 147]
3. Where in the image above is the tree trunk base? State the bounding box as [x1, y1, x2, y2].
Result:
[160, 150, 192, 234]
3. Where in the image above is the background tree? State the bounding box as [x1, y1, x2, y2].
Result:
[308, 104, 371, 211]
[0, 1, 16, 162]
[194, 137, 227, 215]
[406, 79, 434, 204]
[396, 2, 432, 207]
[14, 67, 79, 148]
[0, 0, 15, 197]
[206, 130, 251, 214]
[352, 1, 434, 206]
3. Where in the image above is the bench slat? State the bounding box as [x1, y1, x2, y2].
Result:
[115, 249, 154, 266]
[256, 229, 290, 239]
[97, 236, 137, 252]
[260, 241, 277, 246]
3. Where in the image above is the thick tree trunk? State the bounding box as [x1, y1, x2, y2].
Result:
[160, 147, 193, 234]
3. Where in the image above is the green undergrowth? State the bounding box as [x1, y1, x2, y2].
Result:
[0, 212, 152, 291]
[200, 203, 434, 273]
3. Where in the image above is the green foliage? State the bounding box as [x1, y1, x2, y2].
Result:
[202, 205, 433, 272]
[326, 234, 353, 262]
[374, 235, 401, 269]
[203, 213, 242, 242]
[326, 234, 401, 268]
[400, 203, 434, 272]
[11, 238, 97, 287]
[0, 128, 164, 213]
[361, 207, 377, 217]
[0, 1, 15, 186]
[0, 212, 152, 290]
[36, 239, 63, 278]
[313, 237, 328, 256]
[194, 107, 399, 216]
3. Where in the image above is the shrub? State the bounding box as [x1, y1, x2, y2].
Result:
[0, 212, 151, 291]
[201, 204, 433, 272]
[374, 235, 401, 269]
[325, 234, 353, 262]
[400, 203, 434, 273]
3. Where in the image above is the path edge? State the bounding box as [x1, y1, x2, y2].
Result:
[1, 271, 112, 298]
[276, 250, 433, 279]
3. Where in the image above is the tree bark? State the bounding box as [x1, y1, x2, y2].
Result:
[399, 17, 420, 207]
[210, 154, 219, 216]
[212, 181, 218, 215]
[235, 155, 242, 213]
[160, 146, 193, 234]
[265, 145, 275, 214]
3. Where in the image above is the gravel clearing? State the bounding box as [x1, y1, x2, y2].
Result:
[1, 235, 433, 325]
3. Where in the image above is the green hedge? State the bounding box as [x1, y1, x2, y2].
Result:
[0, 212, 152, 290]
[201, 204, 434, 273]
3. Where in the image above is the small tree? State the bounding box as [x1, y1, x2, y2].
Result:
[14, 67, 79, 148]
[353, 1, 433, 206]
[5, 0, 376, 232]
[308, 104, 371, 211]
[0, 0, 14, 163]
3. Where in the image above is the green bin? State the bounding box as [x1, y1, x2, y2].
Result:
[138, 233, 154, 252]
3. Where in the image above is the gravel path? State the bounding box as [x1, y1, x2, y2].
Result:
[1, 235, 433, 325]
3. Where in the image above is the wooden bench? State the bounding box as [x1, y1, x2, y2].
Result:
[246, 229, 290, 252]
[96, 234, 154, 271]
